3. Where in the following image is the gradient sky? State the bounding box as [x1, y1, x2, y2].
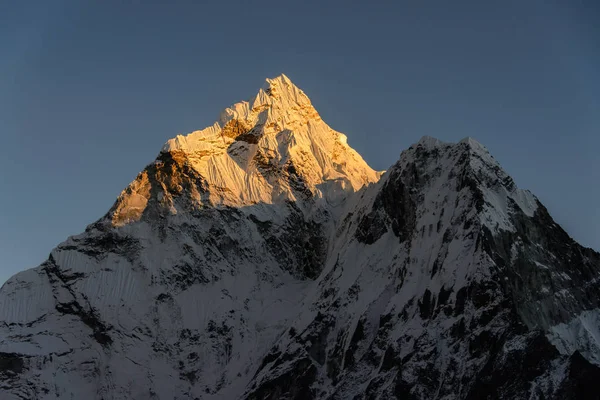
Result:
[1, 0, 599, 285]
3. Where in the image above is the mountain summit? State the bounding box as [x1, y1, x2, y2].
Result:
[1, 76, 600, 399]
[112, 74, 379, 228]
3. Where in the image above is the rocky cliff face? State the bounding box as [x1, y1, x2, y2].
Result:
[1, 75, 599, 400]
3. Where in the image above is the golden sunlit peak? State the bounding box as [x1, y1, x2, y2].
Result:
[260, 73, 304, 98]
[264, 73, 293, 87]
[117, 75, 381, 226]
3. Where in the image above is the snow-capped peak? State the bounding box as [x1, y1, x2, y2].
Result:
[260, 73, 307, 102]
[1, 73, 600, 399]
[262, 73, 293, 88]
[162, 74, 316, 155]
[415, 135, 486, 152]
[114, 75, 381, 226]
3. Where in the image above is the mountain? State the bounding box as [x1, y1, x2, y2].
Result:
[1, 74, 599, 400]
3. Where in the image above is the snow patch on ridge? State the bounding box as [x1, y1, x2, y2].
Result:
[548, 309, 600, 366]
[459, 136, 538, 230]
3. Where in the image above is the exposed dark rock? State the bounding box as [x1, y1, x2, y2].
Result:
[246, 358, 318, 400]
[43, 257, 113, 346]
[418, 289, 433, 319]
[555, 351, 600, 400]
[0, 353, 25, 375]
[356, 163, 417, 245]
[260, 203, 327, 279]
[465, 331, 559, 399]
[344, 318, 366, 369]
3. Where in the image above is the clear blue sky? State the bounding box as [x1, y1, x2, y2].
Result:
[1, 1, 599, 284]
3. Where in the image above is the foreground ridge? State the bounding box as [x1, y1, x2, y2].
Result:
[1, 75, 599, 399]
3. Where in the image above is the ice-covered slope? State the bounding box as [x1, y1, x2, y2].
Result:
[1, 76, 599, 400]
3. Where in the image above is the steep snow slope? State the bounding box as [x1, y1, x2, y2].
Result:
[1, 75, 599, 400]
